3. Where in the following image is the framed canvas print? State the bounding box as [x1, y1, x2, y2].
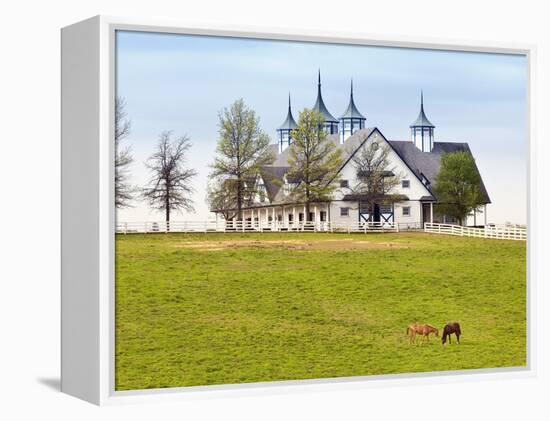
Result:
[61, 16, 533, 405]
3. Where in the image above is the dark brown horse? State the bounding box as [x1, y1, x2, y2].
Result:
[442, 322, 461, 345]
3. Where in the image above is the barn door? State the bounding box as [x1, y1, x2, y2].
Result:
[359, 202, 371, 222]
[379, 204, 394, 224]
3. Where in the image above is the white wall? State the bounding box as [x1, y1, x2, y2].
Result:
[329, 200, 359, 225]
[394, 200, 423, 225]
[333, 129, 431, 225]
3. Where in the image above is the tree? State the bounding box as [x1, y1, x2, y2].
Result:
[142, 131, 197, 223]
[209, 99, 274, 220]
[433, 151, 484, 225]
[115, 97, 135, 208]
[349, 141, 405, 216]
[206, 180, 239, 221]
[286, 109, 343, 221]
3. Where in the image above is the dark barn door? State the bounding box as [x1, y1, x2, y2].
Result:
[373, 204, 381, 222]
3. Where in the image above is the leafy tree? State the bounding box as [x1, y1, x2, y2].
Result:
[142, 131, 197, 223]
[349, 141, 405, 216]
[207, 179, 239, 221]
[286, 109, 343, 221]
[115, 97, 135, 208]
[433, 150, 484, 225]
[209, 99, 274, 220]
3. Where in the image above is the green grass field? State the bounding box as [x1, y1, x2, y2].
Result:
[115, 232, 526, 391]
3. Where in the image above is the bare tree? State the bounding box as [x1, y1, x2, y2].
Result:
[115, 97, 135, 208]
[209, 99, 274, 220]
[349, 141, 405, 216]
[142, 131, 197, 223]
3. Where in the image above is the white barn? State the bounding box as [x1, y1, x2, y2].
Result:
[213, 73, 490, 229]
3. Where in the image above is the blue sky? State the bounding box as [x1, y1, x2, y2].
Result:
[115, 30, 527, 224]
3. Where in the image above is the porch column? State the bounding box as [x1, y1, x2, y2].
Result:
[293, 207, 296, 226]
[314, 205, 318, 230]
[484, 204, 487, 226]
[282, 206, 286, 228]
[430, 202, 433, 223]
[265, 208, 268, 226]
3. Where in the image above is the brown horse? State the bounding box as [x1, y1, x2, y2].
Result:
[407, 323, 439, 344]
[442, 322, 461, 345]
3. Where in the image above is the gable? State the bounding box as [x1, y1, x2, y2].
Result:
[335, 129, 433, 200]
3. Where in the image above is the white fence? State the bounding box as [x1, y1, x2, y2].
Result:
[116, 220, 398, 234]
[424, 222, 526, 241]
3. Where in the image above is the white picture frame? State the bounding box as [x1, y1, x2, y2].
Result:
[61, 15, 536, 406]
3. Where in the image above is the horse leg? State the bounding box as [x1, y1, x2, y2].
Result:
[456, 333, 460, 344]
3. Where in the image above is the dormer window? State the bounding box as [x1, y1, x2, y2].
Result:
[340, 180, 349, 188]
[402, 180, 410, 189]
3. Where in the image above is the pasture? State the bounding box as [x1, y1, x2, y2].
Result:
[115, 232, 526, 390]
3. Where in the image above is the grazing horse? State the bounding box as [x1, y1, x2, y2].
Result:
[442, 322, 461, 345]
[407, 323, 439, 344]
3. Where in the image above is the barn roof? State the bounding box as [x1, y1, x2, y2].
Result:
[258, 127, 490, 206]
[388, 140, 491, 203]
[313, 71, 338, 123]
[410, 92, 435, 128]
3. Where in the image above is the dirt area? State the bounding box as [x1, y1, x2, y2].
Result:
[174, 238, 407, 251]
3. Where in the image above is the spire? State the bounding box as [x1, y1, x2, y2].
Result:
[340, 78, 366, 120]
[277, 92, 297, 130]
[410, 90, 435, 128]
[313, 70, 338, 123]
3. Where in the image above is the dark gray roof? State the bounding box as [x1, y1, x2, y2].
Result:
[410, 92, 435, 128]
[313, 71, 338, 123]
[267, 144, 279, 157]
[277, 95, 298, 131]
[261, 126, 490, 206]
[343, 193, 410, 202]
[419, 195, 436, 202]
[388, 140, 491, 203]
[259, 166, 289, 201]
[357, 170, 395, 178]
[340, 80, 366, 120]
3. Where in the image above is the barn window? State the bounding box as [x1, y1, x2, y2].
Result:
[402, 180, 410, 188]
[340, 207, 350, 217]
[402, 206, 411, 216]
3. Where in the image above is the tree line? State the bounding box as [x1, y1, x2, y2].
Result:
[116, 97, 485, 225]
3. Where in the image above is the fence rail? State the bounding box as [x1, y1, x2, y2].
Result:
[424, 222, 526, 241]
[116, 220, 399, 234]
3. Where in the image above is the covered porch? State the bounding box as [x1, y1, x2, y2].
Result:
[239, 202, 331, 231]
